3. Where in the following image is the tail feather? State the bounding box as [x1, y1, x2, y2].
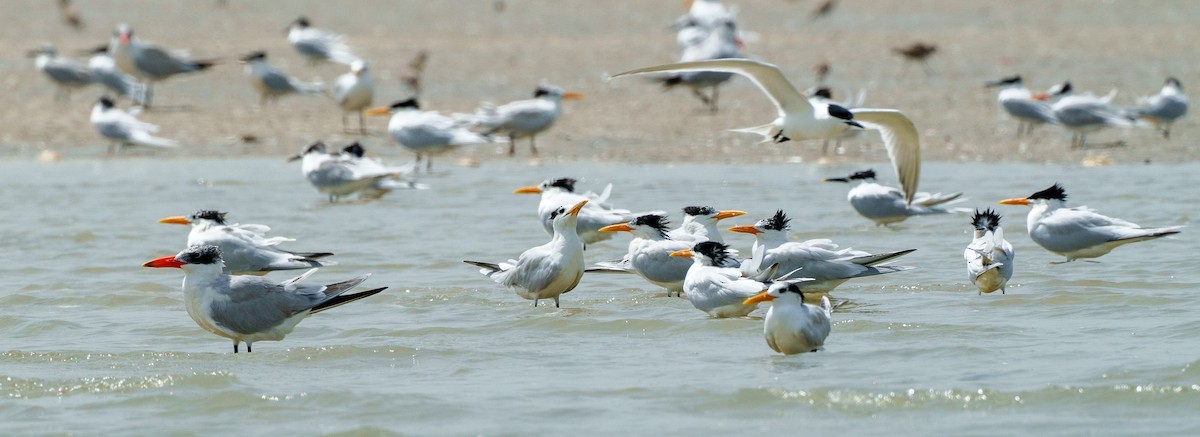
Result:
[191, 59, 218, 71]
[848, 248, 916, 266]
[728, 123, 778, 143]
[1114, 227, 1182, 243]
[130, 132, 180, 148]
[283, 250, 335, 259]
[464, 260, 502, 276]
[311, 287, 386, 314]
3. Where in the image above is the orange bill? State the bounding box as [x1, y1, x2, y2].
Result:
[742, 291, 775, 305]
[669, 249, 692, 258]
[727, 225, 762, 234]
[513, 186, 542, 194]
[998, 198, 1031, 206]
[567, 200, 588, 216]
[599, 223, 633, 233]
[157, 216, 191, 225]
[713, 210, 747, 220]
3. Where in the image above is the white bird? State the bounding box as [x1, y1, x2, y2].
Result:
[998, 183, 1182, 261]
[513, 178, 665, 246]
[596, 214, 696, 296]
[286, 17, 359, 65]
[108, 23, 215, 108]
[964, 208, 1014, 295]
[286, 142, 409, 202]
[821, 169, 967, 225]
[464, 200, 589, 308]
[657, 18, 744, 113]
[670, 241, 782, 318]
[985, 75, 1059, 138]
[28, 43, 92, 100]
[239, 51, 323, 104]
[366, 99, 494, 172]
[332, 61, 374, 133]
[157, 210, 336, 275]
[337, 142, 427, 196]
[1132, 77, 1188, 138]
[743, 280, 832, 354]
[727, 210, 916, 294]
[459, 84, 583, 156]
[85, 46, 146, 104]
[612, 59, 922, 204]
[667, 206, 746, 243]
[91, 97, 180, 152]
[1049, 82, 1134, 149]
[806, 87, 868, 154]
[679, 0, 737, 29]
[143, 245, 386, 353]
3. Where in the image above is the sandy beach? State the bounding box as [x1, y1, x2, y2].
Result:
[1, 0, 1197, 165]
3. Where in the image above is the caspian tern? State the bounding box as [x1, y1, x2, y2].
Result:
[728, 210, 916, 294]
[157, 210, 336, 275]
[743, 280, 832, 354]
[239, 51, 323, 104]
[143, 245, 386, 353]
[365, 98, 494, 172]
[108, 24, 215, 108]
[985, 75, 1059, 138]
[458, 84, 583, 156]
[667, 206, 746, 243]
[612, 58, 922, 204]
[464, 200, 589, 308]
[514, 178, 665, 246]
[596, 214, 695, 296]
[91, 97, 179, 152]
[822, 169, 967, 225]
[670, 241, 787, 318]
[998, 183, 1182, 261]
[286, 17, 359, 65]
[28, 44, 92, 100]
[964, 209, 1014, 294]
[332, 61, 374, 133]
[287, 142, 409, 202]
[1131, 77, 1188, 138]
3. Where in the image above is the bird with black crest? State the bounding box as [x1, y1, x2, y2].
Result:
[286, 16, 359, 65]
[822, 169, 967, 226]
[670, 241, 790, 318]
[964, 209, 1014, 294]
[366, 98, 495, 172]
[287, 141, 410, 202]
[594, 214, 697, 296]
[239, 51, 323, 105]
[91, 97, 180, 153]
[743, 279, 832, 354]
[514, 178, 665, 246]
[456, 84, 583, 156]
[667, 206, 747, 244]
[157, 210, 336, 275]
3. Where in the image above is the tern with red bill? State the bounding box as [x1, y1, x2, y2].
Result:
[108, 23, 215, 108]
[998, 183, 1182, 261]
[143, 245, 386, 353]
[157, 210, 335, 275]
[743, 280, 832, 354]
[464, 200, 589, 308]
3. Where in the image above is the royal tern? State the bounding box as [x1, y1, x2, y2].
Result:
[596, 214, 696, 296]
[964, 209, 1014, 294]
[158, 210, 336, 275]
[1131, 77, 1188, 138]
[338, 142, 426, 195]
[514, 178, 665, 246]
[728, 210, 916, 294]
[332, 61, 374, 133]
[659, 18, 744, 113]
[806, 87, 868, 153]
[365, 99, 494, 172]
[464, 200, 589, 308]
[998, 183, 1182, 261]
[459, 85, 583, 156]
[85, 46, 146, 104]
[822, 169, 967, 225]
[670, 241, 784, 318]
[985, 75, 1059, 137]
[108, 24, 215, 108]
[893, 42, 937, 75]
[612, 59, 922, 204]
[143, 245, 386, 353]
[91, 97, 180, 152]
[743, 280, 832, 354]
[287, 142, 408, 202]
[28, 44, 92, 100]
[286, 17, 359, 65]
[239, 51, 323, 104]
[1049, 83, 1134, 148]
[667, 206, 746, 243]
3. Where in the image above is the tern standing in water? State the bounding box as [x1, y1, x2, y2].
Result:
[964, 209, 1014, 295]
[743, 280, 832, 354]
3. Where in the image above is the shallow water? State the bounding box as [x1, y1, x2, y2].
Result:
[1, 157, 1197, 435]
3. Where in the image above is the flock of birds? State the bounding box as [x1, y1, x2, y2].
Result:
[27, 1, 1188, 355]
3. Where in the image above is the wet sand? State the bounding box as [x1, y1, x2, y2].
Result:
[1, 0, 1197, 165]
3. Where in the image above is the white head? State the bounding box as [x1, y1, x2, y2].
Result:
[728, 209, 790, 242]
[670, 240, 736, 267]
[599, 214, 672, 240]
[158, 210, 228, 232]
[549, 200, 588, 235]
[680, 206, 747, 230]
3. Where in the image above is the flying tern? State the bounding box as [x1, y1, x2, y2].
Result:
[332, 61, 374, 133]
[1131, 77, 1187, 138]
[806, 86, 868, 153]
[964, 209, 1014, 294]
[514, 178, 665, 246]
[728, 210, 916, 294]
[28, 44, 92, 100]
[822, 169, 967, 225]
[998, 183, 1182, 261]
[157, 210, 336, 275]
[670, 241, 788, 318]
[91, 97, 180, 152]
[366, 98, 494, 172]
[143, 245, 386, 353]
[985, 75, 1059, 137]
[743, 280, 832, 354]
[108, 24, 216, 107]
[286, 17, 359, 65]
[464, 200, 589, 308]
[239, 51, 323, 104]
[612, 58, 922, 204]
[458, 84, 583, 156]
[287, 142, 410, 202]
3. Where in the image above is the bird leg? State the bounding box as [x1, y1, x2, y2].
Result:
[529, 136, 538, 156]
[247, 343, 252, 353]
[554, 296, 560, 308]
[508, 139, 517, 156]
[358, 112, 367, 134]
[342, 112, 349, 132]
[234, 342, 239, 353]
[690, 87, 712, 109]
[533, 298, 539, 307]
[709, 85, 720, 113]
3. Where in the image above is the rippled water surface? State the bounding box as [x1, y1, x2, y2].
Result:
[1, 158, 1197, 435]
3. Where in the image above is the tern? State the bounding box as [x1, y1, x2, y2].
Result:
[85, 46, 146, 104]
[659, 18, 744, 113]
[287, 142, 409, 202]
[612, 59, 922, 204]
[108, 24, 216, 108]
[338, 142, 426, 196]
[670, 241, 787, 318]
[143, 245, 386, 353]
[459, 84, 583, 156]
[365, 98, 494, 172]
[158, 210, 336, 275]
[964, 209, 1014, 294]
[728, 210, 916, 294]
[514, 178, 665, 246]
[985, 75, 1059, 138]
[1049, 83, 1134, 148]
[596, 214, 696, 296]
[464, 200, 589, 308]
[998, 183, 1182, 262]
[286, 17, 359, 65]
[28, 44, 92, 100]
[822, 169, 967, 225]
[743, 280, 832, 354]
[91, 97, 180, 152]
[1131, 77, 1188, 138]
[806, 87, 868, 153]
[332, 61, 374, 133]
[239, 51, 323, 104]
[667, 206, 746, 244]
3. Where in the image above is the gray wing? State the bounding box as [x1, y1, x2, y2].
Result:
[1137, 95, 1187, 121]
[214, 275, 325, 335]
[134, 45, 203, 79]
[1002, 99, 1057, 124]
[94, 120, 133, 142]
[851, 109, 921, 204]
[258, 69, 299, 93]
[43, 60, 92, 85]
[614, 59, 811, 116]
